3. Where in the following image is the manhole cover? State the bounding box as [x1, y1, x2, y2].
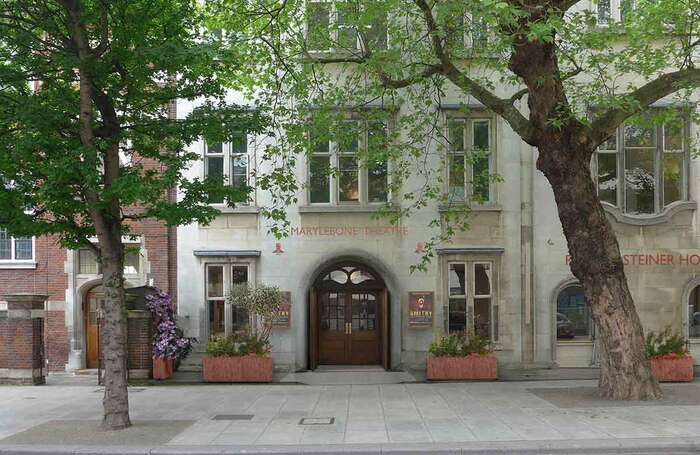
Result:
[299, 417, 334, 425]
[212, 414, 254, 421]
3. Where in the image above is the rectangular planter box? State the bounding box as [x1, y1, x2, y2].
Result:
[203, 355, 273, 383]
[152, 357, 173, 380]
[650, 355, 694, 382]
[427, 354, 497, 381]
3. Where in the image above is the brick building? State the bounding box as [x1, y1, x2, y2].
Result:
[0, 196, 177, 373]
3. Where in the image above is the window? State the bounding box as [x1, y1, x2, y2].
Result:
[306, 1, 388, 52]
[204, 133, 250, 205]
[556, 284, 592, 340]
[594, 113, 688, 215]
[689, 285, 700, 339]
[448, 261, 497, 340]
[308, 120, 389, 205]
[77, 248, 140, 275]
[0, 228, 34, 262]
[206, 263, 251, 337]
[447, 118, 494, 204]
[597, 0, 612, 25]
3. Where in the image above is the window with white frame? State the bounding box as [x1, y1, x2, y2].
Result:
[447, 117, 494, 204]
[447, 260, 497, 340]
[0, 228, 33, 262]
[594, 112, 689, 215]
[206, 263, 250, 338]
[204, 132, 250, 205]
[77, 247, 140, 275]
[306, 1, 388, 52]
[308, 120, 389, 205]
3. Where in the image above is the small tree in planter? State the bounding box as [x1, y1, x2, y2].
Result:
[203, 284, 284, 382]
[645, 328, 694, 382]
[146, 291, 196, 380]
[427, 332, 497, 381]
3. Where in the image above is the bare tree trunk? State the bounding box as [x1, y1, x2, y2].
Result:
[538, 145, 662, 400]
[98, 232, 131, 429]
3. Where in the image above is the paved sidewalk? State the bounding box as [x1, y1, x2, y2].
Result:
[1, 380, 700, 454]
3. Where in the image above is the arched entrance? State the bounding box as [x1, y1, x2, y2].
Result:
[309, 262, 389, 370]
[83, 285, 105, 369]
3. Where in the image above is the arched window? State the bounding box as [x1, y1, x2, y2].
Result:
[556, 284, 592, 340]
[689, 285, 700, 339]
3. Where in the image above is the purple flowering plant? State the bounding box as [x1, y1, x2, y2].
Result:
[146, 290, 196, 360]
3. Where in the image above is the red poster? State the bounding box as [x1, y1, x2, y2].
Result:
[408, 291, 433, 326]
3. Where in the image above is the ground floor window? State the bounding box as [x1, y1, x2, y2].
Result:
[556, 284, 592, 340]
[689, 285, 700, 339]
[447, 260, 496, 340]
[206, 263, 250, 338]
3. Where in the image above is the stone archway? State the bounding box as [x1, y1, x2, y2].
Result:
[308, 261, 389, 370]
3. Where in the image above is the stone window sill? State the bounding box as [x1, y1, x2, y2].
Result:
[0, 261, 37, 270]
[438, 203, 502, 213]
[556, 339, 594, 346]
[210, 205, 260, 214]
[602, 200, 696, 226]
[299, 204, 398, 214]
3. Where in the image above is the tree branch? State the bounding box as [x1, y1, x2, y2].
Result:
[588, 67, 700, 146]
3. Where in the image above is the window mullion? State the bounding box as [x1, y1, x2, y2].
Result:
[464, 121, 471, 201]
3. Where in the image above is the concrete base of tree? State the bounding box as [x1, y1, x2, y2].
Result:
[203, 356, 273, 382]
[427, 355, 498, 381]
[650, 355, 694, 382]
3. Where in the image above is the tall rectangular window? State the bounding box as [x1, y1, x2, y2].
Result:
[0, 229, 11, 260]
[309, 133, 332, 203]
[663, 120, 684, 206]
[207, 264, 225, 337]
[596, 134, 618, 205]
[448, 260, 496, 340]
[307, 2, 331, 51]
[337, 2, 358, 50]
[231, 265, 249, 332]
[597, 0, 611, 25]
[204, 142, 225, 204]
[338, 121, 359, 203]
[447, 117, 493, 204]
[367, 121, 389, 203]
[231, 133, 249, 204]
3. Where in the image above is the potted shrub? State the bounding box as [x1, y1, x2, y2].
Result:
[427, 333, 497, 381]
[645, 328, 694, 382]
[146, 291, 196, 380]
[202, 283, 283, 382]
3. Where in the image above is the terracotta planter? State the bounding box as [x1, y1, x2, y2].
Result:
[203, 355, 273, 383]
[152, 357, 173, 380]
[427, 354, 497, 381]
[650, 354, 694, 382]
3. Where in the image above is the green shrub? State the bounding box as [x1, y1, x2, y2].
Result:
[206, 331, 271, 357]
[645, 328, 688, 358]
[429, 333, 491, 357]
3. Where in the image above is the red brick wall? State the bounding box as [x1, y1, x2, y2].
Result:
[0, 318, 42, 369]
[45, 310, 69, 371]
[0, 236, 67, 300]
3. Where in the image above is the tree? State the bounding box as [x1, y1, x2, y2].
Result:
[214, 0, 700, 399]
[0, 0, 264, 429]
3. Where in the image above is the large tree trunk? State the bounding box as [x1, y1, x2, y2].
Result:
[98, 233, 131, 429]
[538, 145, 662, 400]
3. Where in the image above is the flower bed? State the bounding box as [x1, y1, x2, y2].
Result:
[427, 333, 497, 381]
[203, 355, 273, 382]
[427, 354, 497, 381]
[650, 354, 694, 382]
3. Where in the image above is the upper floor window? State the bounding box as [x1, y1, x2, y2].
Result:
[597, 0, 612, 25]
[447, 261, 497, 341]
[447, 117, 494, 204]
[0, 228, 33, 262]
[77, 247, 140, 275]
[556, 284, 592, 340]
[308, 120, 389, 205]
[204, 133, 250, 205]
[306, 1, 388, 52]
[594, 113, 688, 215]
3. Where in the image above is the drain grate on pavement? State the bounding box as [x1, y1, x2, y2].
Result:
[212, 414, 254, 421]
[299, 417, 334, 425]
